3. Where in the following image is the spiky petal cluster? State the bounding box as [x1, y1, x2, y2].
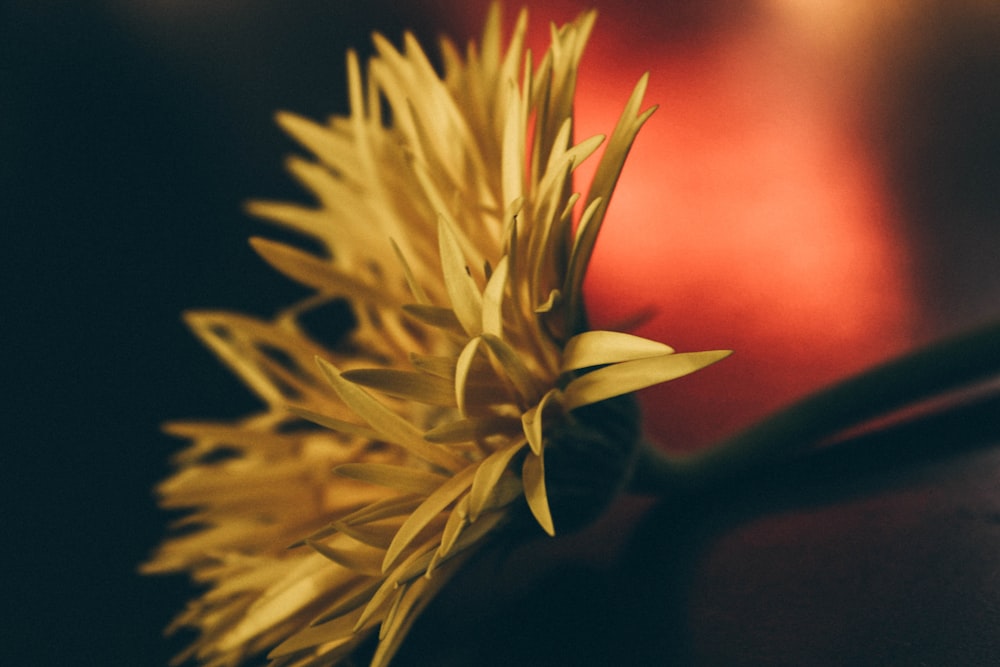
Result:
[145, 6, 728, 667]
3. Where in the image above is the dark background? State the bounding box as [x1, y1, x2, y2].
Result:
[4, 2, 463, 663]
[5, 1, 999, 665]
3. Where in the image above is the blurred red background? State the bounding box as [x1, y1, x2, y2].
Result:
[423, 0, 998, 453]
[427, 0, 921, 451]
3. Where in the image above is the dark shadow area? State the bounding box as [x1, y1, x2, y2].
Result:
[3, 3, 461, 664]
[388, 385, 1000, 666]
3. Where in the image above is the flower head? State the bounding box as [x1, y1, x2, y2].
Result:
[145, 5, 729, 666]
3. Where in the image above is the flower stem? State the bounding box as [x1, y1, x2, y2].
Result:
[630, 320, 1000, 496]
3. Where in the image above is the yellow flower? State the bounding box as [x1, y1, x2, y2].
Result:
[145, 5, 729, 666]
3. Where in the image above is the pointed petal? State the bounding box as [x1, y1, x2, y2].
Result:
[408, 353, 456, 380]
[401, 304, 464, 335]
[521, 388, 562, 456]
[250, 237, 392, 305]
[561, 330, 675, 371]
[390, 238, 430, 304]
[382, 465, 476, 572]
[522, 450, 555, 536]
[468, 438, 528, 521]
[288, 405, 381, 441]
[338, 495, 424, 526]
[335, 463, 449, 496]
[438, 216, 483, 337]
[435, 496, 470, 564]
[454, 337, 483, 417]
[342, 368, 457, 407]
[481, 255, 510, 338]
[562, 350, 732, 411]
[565, 73, 657, 330]
[316, 357, 463, 470]
[423, 416, 523, 444]
[481, 333, 542, 406]
[307, 538, 383, 575]
[268, 611, 362, 659]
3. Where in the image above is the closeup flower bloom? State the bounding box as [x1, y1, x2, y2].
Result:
[145, 5, 729, 666]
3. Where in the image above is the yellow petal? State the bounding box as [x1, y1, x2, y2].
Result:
[561, 330, 675, 372]
[500, 79, 526, 209]
[330, 519, 401, 549]
[310, 579, 382, 626]
[561, 194, 603, 323]
[522, 449, 555, 536]
[430, 501, 510, 577]
[250, 237, 391, 305]
[185, 310, 321, 407]
[407, 353, 456, 380]
[481, 255, 510, 338]
[273, 110, 344, 168]
[422, 416, 523, 444]
[562, 350, 732, 411]
[565, 73, 657, 329]
[268, 611, 362, 659]
[390, 238, 430, 304]
[370, 573, 447, 667]
[521, 387, 562, 456]
[435, 496, 470, 562]
[316, 357, 463, 471]
[221, 555, 336, 652]
[341, 368, 457, 406]
[338, 495, 423, 527]
[438, 216, 483, 337]
[481, 332, 542, 406]
[535, 289, 561, 314]
[468, 438, 528, 521]
[382, 465, 476, 572]
[401, 303, 465, 335]
[335, 463, 448, 496]
[357, 536, 438, 630]
[246, 200, 334, 242]
[454, 337, 483, 417]
[307, 537, 383, 575]
[287, 405, 381, 442]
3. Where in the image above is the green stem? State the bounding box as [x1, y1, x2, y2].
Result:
[630, 320, 1000, 495]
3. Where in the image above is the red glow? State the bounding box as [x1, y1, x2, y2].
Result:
[446, 2, 918, 450]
